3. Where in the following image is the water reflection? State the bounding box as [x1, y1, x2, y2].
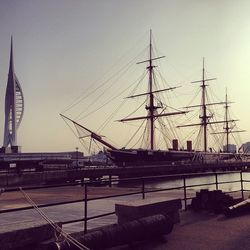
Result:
[118, 172, 247, 193]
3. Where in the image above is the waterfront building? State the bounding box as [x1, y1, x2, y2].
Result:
[240, 142, 250, 153]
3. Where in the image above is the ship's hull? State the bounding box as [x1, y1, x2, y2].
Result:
[107, 149, 195, 166]
[107, 149, 238, 166]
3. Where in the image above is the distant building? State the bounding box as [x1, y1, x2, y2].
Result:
[223, 144, 236, 153]
[240, 142, 250, 153]
[0, 151, 84, 169]
[87, 151, 111, 164]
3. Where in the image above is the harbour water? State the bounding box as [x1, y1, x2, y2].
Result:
[118, 171, 250, 193]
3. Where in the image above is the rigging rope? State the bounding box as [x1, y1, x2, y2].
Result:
[77, 69, 147, 121]
[97, 70, 148, 133]
[140, 121, 150, 149]
[155, 119, 170, 148]
[74, 123, 95, 152]
[125, 119, 146, 148]
[19, 187, 90, 250]
[122, 99, 147, 121]
[62, 44, 148, 114]
[75, 63, 135, 121]
[61, 116, 89, 152]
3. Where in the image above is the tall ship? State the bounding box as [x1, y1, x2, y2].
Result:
[61, 32, 244, 166]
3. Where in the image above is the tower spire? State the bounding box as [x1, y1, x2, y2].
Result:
[10, 36, 13, 65]
[3, 37, 24, 152]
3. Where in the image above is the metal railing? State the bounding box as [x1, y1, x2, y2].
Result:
[1, 170, 250, 234]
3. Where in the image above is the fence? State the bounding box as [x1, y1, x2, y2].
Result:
[1, 170, 250, 234]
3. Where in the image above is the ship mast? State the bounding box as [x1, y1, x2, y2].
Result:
[177, 59, 236, 152]
[225, 90, 229, 152]
[200, 58, 210, 152]
[211, 89, 245, 152]
[148, 30, 155, 150]
[62, 32, 188, 152]
[118, 30, 187, 150]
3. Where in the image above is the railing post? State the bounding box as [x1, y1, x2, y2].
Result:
[240, 171, 244, 200]
[109, 175, 112, 188]
[142, 178, 145, 199]
[215, 173, 218, 190]
[81, 178, 84, 187]
[84, 183, 88, 234]
[7, 168, 9, 187]
[183, 176, 187, 211]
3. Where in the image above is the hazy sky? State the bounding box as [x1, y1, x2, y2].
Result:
[1, 0, 250, 153]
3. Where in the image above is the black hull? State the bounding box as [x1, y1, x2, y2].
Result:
[107, 149, 194, 166]
[107, 149, 238, 166]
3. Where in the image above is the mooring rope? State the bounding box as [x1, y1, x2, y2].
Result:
[19, 187, 90, 250]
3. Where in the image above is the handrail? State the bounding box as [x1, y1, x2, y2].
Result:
[0, 170, 246, 234]
[1, 170, 242, 192]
